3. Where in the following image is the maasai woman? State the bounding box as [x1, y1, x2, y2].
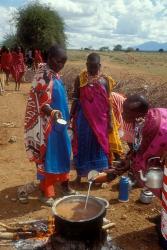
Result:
[114, 94, 167, 249]
[0, 46, 12, 86]
[10, 46, 25, 91]
[25, 45, 76, 206]
[70, 53, 122, 182]
[34, 49, 43, 70]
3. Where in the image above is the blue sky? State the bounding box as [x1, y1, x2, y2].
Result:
[0, 0, 23, 7]
[0, 0, 167, 49]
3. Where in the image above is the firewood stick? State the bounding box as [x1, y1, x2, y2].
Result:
[0, 232, 16, 240]
[0, 231, 35, 240]
[0, 240, 13, 244]
[0, 222, 37, 233]
[0, 243, 13, 246]
[0, 239, 13, 245]
[17, 231, 36, 238]
[9, 219, 48, 226]
[0, 222, 26, 232]
[0, 222, 16, 231]
[102, 222, 116, 230]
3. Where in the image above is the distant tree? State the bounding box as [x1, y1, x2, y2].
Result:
[15, 2, 66, 50]
[113, 44, 122, 51]
[99, 46, 109, 52]
[2, 34, 18, 49]
[136, 48, 140, 52]
[84, 46, 94, 51]
[126, 47, 134, 52]
[88, 46, 93, 50]
[159, 48, 164, 52]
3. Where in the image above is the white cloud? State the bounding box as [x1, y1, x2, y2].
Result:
[0, 0, 167, 49]
[38, 0, 84, 16]
[0, 6, 16, 41]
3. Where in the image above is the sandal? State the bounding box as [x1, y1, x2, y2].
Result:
[17, 190, 29, 204]
[24, 182, 38, 194]
[61, 187, 79, 196]
[39, 195, 55, 207]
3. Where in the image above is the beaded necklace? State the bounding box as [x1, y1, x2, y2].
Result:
[133, 118, 145, 152]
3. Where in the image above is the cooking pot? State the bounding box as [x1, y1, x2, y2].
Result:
[52, 195, 106, 240]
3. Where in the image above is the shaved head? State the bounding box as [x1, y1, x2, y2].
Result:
[87, 53, 100, 63]
[47, 44, 67, 61]
[124, 94, 149, 113]
[86, 53, 101, 75]
[123, 94, 149, 122]
[47, 44, 67, 73]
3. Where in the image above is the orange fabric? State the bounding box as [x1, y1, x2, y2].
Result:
[40, 173, 69, 197]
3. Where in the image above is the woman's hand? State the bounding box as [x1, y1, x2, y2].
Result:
[51, 109, 62, 121]
[55, 110, 62, 119]
[112, 159, 131, 176]
[42, 105, 62, 120]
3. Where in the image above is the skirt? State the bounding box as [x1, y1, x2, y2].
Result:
[74, 108, 108, 177]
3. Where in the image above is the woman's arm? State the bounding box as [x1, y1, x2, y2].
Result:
[41, 104, 62, 119]
[34, 70, 62, 120]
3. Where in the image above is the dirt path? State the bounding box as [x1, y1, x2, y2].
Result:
[0, 83, 162, 250]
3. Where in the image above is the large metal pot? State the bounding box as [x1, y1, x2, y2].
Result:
[52, 195, 106, 240]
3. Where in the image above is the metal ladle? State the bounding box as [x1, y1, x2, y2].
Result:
[84, 170, 99, 209]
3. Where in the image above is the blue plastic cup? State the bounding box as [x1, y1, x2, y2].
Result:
[54, 118, 67, 132]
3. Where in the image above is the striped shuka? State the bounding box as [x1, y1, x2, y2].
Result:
[162, 165, 167, 240]
[111, 92, 134, 143]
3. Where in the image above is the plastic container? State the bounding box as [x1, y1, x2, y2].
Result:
[54, 118, 67, 132]
[118, 176, 129, 202]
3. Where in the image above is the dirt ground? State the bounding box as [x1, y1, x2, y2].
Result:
[0, 79, 162, 250]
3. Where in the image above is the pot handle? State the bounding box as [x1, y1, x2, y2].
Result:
[147, 157, 161, 165]
[51, 197, 63, 214]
